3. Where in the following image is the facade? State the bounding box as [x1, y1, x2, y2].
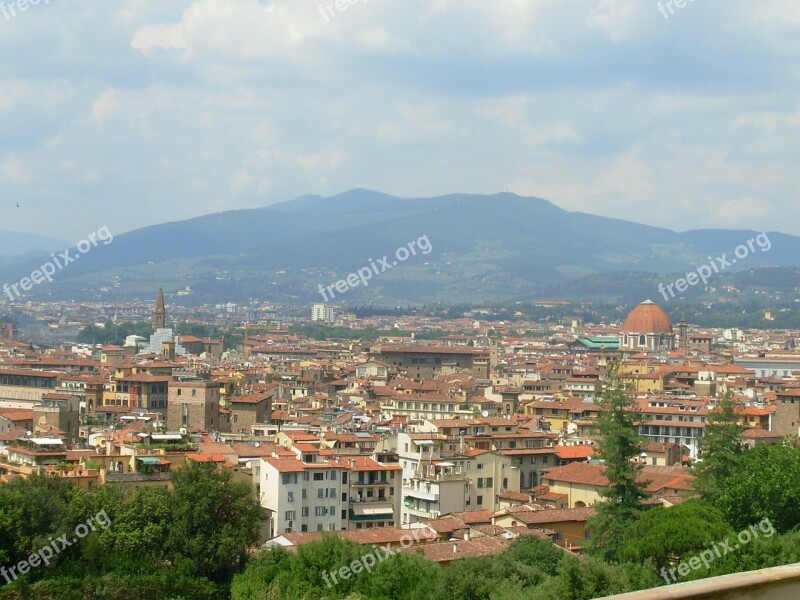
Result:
[397, 433, 517, 524]
[311, 303, 335, 323]
[33, 393, 80, 444]
[167, 381, 223, 432]
[0, 369, 61, 407]
[257, 457, 347, 537]
[229, 392, 273, 434]
[344, 456, 402, 529]
[370, 345, 490, 379]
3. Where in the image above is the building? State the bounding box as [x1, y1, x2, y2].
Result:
[229, 392, 273, 434]
[167, 381, 223, 432]
[397, 433, 517, 524]
[141, 289, 188, 356]
[370, 345, 490, 379]
[618, 300, 675, 353]
[33, 393, 80, 445]
[343, 456, 402, 529]
[257, 457, 347, 536]
[0, 369, 61, 408]
[311, 303, 335, 323]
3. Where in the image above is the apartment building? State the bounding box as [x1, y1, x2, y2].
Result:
[343, 456, 402, 529]
[397, 433, 517, 524]
[258, 457, 347, 537]
[381, 394, 498, 422]
[635, 397, 707, 459]
[0, 369, 61, 408]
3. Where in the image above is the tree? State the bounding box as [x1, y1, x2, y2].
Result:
[528, 556, 660, 600]
[167, 462, 264, 583]
[715, 444, 800, 533]
[586, 362, 650, 563]
[619, 500, 733, 568]
[693, 394, 745, 503]
[363, 552, 444, 600]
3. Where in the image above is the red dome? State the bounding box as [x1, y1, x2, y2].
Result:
[621, 300, 672, 334]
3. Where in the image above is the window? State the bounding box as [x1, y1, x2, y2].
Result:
[318, 489, 324, 498]
[315, 506, 326, 516]
[302, 507, 309, 517]
[330, 506, 335, 516]
[477, 463, 483, 470]
[329, 488, 336, 498]
[284, 510, 295, 521]
[281, 473, 297, 484]
[486, 477, 493, 488]
[330, 471, 337, 481]
[287, 491, 294, 502]
[477, 477, 484, 488]
[313, 472, 324, 481]
[302, 489, 307, 499]
[342, 472, 348, 484]
[476, 495, 483, 506]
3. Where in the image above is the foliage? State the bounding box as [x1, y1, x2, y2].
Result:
[362, 551, 444, 600]
[527, 557, 660, 600]
[619, 500, 734, 568]
[76, 320, 153, 345]
[693, 394, 745, 503]
[681, 530, 800, 582]
[168, 462, 265, 583]
[714, 443, 800, 533]
[586, 362, 649, 562]
[0, 462, 263, 594]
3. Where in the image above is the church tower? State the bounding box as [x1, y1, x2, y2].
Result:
[678, 313, 689, 350]
[154, 288, 166, 330]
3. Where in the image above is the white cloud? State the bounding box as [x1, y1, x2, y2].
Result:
[0, 0, 799, 238]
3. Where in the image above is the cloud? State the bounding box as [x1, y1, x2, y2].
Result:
[0, 0, 799, 238]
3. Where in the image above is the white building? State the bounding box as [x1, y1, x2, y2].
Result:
[397, 433, 519, 524]
[257, 457, 347, 536]
[311, 303, 335, 323]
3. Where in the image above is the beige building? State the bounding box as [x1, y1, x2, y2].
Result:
[167, 381, 224, 432]
[229, 392, 273, 434]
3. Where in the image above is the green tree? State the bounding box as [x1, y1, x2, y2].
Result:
[529, 556, 660, 600]
[715, 444, 800, 533]
[693, 394, 745, 503]
[168, 462, 264, 583]
[619, 500, 733, 568]
[586, 363, 650, 563]
[363, 551, 444, 600]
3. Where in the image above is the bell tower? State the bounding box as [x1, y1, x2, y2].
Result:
[154, 288, 166, 330]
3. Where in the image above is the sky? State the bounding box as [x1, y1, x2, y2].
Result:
[1, 0, 799, 241]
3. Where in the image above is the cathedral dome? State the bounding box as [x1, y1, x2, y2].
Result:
[621, 300, 672, 334]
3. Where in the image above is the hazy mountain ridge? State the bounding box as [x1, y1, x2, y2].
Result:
[1, 190, 798, 305]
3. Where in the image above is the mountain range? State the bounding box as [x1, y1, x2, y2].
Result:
[1, 190, 798, 306]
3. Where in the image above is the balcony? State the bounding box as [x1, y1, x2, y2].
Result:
[413, 470, 467, 483]
[402, 487, 437, 501]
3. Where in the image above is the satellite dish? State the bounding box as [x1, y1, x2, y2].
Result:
[481, 410, 489, 418]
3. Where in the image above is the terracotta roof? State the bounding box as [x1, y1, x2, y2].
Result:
[621, 300, 672, 334]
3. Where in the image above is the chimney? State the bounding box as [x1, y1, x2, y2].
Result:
[453, 544, 459, 553]
[464, 532, 470, 542]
